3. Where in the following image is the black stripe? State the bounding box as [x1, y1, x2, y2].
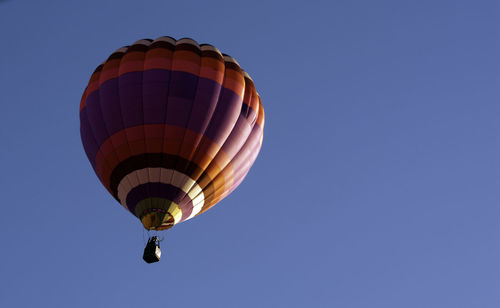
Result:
[128, 43, 149, 53]
[149, 40, 175, 50]
[201, 49, 224, 61]
[224, 61, 243, 73]
[175, 43, 202, 55]
[107, 51, 126, 61]
[92, 64, 103, 74]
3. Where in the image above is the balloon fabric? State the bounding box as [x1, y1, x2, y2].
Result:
[80, 37, 264, 231]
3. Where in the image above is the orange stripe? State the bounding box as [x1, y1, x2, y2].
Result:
[173, 60, 201, 76]
[99, 58, 122, 85]
[200, 139, 262, 215]
[250, 89, 260, 114]
[256, 99, 265, 127]
[119, 51, 146, 75]
[200, 57, 225, 81]
[198, 174, 229, 214]
[173, 49, 200, 63]
[222, 69, 245, 98]
[79, 66, 102, 111]
[79, 89, 87, 111]
[144, 56, 173, 70]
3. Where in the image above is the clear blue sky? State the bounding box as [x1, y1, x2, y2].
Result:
[0, 0, 498, 307]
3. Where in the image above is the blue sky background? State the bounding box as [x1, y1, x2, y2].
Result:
[0, 0, 498, 307]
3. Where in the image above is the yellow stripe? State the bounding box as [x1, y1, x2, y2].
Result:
[135, 198, 183, 230]
[167, 202, 183, 224]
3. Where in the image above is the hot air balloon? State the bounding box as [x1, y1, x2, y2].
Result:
[79, 37, 264, 262]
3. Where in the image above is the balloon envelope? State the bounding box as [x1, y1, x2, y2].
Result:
[80, 37, 264, 230]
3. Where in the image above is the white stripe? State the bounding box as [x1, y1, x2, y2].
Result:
[117, 168, 205, 221]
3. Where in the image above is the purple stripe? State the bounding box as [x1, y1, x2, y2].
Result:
[165, 71, 199, 127]
[99, 78, 125, 136]
[79, 108, 98, 170]
[85, 89, 110, 146]
[219, 114, 253, 160]
[143, 69, 171, 123]
[126, 183, 193, 218]
[119, 72, 144, 127]
[226, 139, 263, 196]
[83, 69, 235, 140]
[222, 123, 263, 181]
[203, 88, 243, 145]
[185, 76, 221, 134]
[240, 103, 257, 122]
[234, 139, 262, 183]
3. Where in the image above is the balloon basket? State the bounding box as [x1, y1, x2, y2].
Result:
[143, 236, 161, 263]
